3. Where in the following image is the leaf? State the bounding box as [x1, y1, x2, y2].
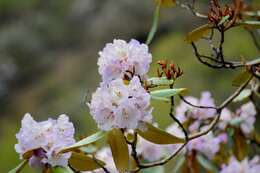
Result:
[233, 130, 248, 161]
[218, 15, 230, 26]
[151, 95, 170, 102]
[147, 77, 174, 86]
[232, 70, 252, 87]
[59, 131, 107, 153]
[242, 11, 260, 17]
[141, 166, 164, 173]
[69, 152, 103, 171]
[22, 150, 34, 159]
[196, 154, 218, 173]
[8, 160, 28, 173]
[238, 21, 260, 29]
[137, 123, 185, 144]
[107, 129, 129, 173]
[172, 155, 185, 173]
[229, 118, 243, 127]
[146, 4, 160, 45]
[155, 0, 176, 7]
[185, 24, 211, 43]
[233, 89, 252, 102]
[150, 88, 187, 98]
[52, 166, 74, 173]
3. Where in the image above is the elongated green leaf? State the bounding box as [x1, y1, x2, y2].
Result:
[137, 123, 185, 144]
[8, 160, 28, 173]
[238, 21, 260, 29]
[59, 131, 107, 153]
[151, 95, 170, 102]
[233, 89, 252, 102]
[232, 70, 252, 87]
[151, 88, 187, 98]
[146, 4, 160, 45]
[242, 11, 260, 17]
[141, 166, 164, 173]
[155, 0, 176, 7]
[147, 77, 174, 86]
[172, 155, 185, 173]
[185, 24, 211, 43]
[196, 154, 218, 173]
[52, 166, 74, 173]
[107, 129, 129, 172]
[69, 152, 103, 171]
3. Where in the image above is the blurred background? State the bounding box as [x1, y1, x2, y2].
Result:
[0, 0, 259, 172]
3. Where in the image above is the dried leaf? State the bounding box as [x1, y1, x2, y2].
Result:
[107, 129, 129, 172]
[185, 24, 211, 43]
[137, 123, 185, 144]
[69, 152, 103, 171]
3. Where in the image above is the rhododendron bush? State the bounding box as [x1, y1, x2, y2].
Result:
[9, 0, 260, 173]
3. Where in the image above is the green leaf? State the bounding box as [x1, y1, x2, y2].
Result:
[141, 166, 164, 173]
[107, 129, 129, 173]
[150, 88, 187, 98]
[232, 70, 252, 87]
[137, 123, 185, 144]
[146, 4, 160, 45]
[147, 77, 174, 86]
[155, 0, 176, 7]
[242, 11, 260, 17]
[8, 160, 28, 173]
[233, 89, 252, 102]
[52, 166, 74, 173]
[218, 15, 230, 26]
[229, 118, 243, 127]
[59, 131, 107, 153]
[69, 152, 103, 171]
[185, 24, 211, 43]
[196, 154, 218, 173]
[151, 95, 170, 102]
[238, 20, 260, 29]
[172, 155, 185, 173]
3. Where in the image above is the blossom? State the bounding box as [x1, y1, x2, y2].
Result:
[137, 137, 165, 162]
[219, 102, 256, 135]
[187, 132, 226, 159]
[176, 91, 216, 132]
[98, 39, 152, 83]
[15, 113, 75, 167]
[88, 76, 153, 131]
[166, 123, 186, 154]
[220, 156, 260, 173]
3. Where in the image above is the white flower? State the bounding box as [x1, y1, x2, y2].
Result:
[88, 76, 153, 131]
[137, 137, 165, 162]
[84, 147, 118, 173]
[221, 156, 260, 173]
[98, 39, 152, 83]
[218, 102, 256, 135]
[187, 132, 223, 159]
[15, 113, 75, 167]
[239, 102, 256, 135]
[176, 91, 216, 132]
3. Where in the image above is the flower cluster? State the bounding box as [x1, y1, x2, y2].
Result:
[220, 156, 260, 173]
[88, 76, 152, 131]
[219, 102, 256, 135]
[15, 113, 75, 167]
[98, 39, 152, 83]
[89, 39, 153, 131]
[176, 91, 216, 132]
